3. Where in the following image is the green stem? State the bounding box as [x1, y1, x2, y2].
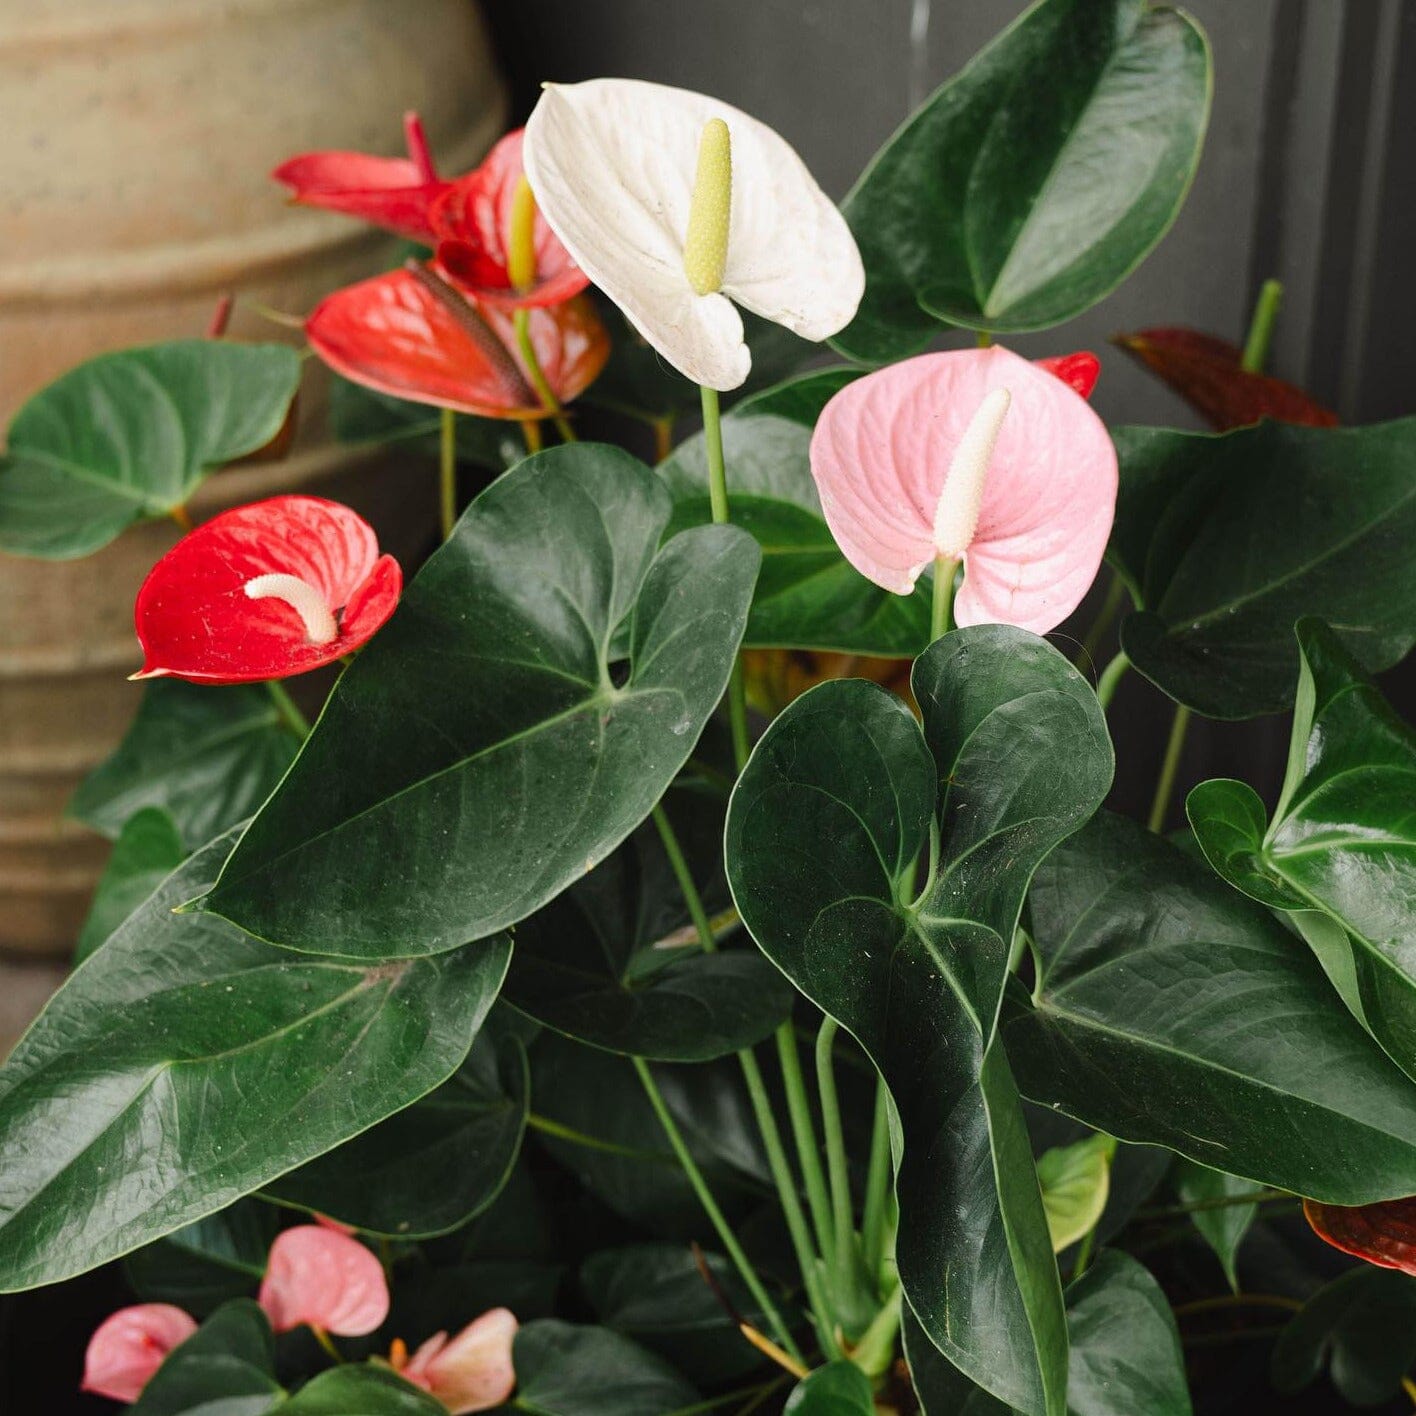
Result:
[1138, 1188, 1285, 1220]
[439, 408, 458, 540]
[310, 1325, 344, 1364]
[652, 805, 716, 946]
[265, 680, 310, 739]
[1148, 704, 1192, 833]
[1240, 279, 1283, 375]
[1072, 1225, 1097, 1279]
[861, 1076, 892, 1278]
[931, 555, 958, 642]
[1095, 650, 1131, 711]
[816, 1019, 856, 1302]
[633, 1056, 802, 1362]
[513, 307, 576, 442]
[1080, 572, 1127, 670]
[776, 1028, 835, 1268]
[976, 329, 993, 349]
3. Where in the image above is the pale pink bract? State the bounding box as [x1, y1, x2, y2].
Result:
[81, 1302, 198, 1403]
[401, 1308, 519, 1414]
[809, 345, 1118, 634]
[257, 1224, 390, 1337]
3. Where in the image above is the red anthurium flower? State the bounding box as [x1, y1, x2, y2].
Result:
[393, 1308, 519, 1414]
[430, 129, 588, 310]
[1035, 350, 1101, 401]
[273, 111, 450, 243]
[1113, 327, 1338, 430]
[258, 1225, 390, 1337]
[305, 264, 609, 419]
[1304, 1196, 1416, 1275]
[133, 496, 401, 684]
[82, 1303, 198, 1403]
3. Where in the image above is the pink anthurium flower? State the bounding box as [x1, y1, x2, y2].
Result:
[133, 496, 401, 684]
[273, 112, 451, 243]
[394, 1308, 519, 1415]
[430, 129, 588, 310]
[809, 345, 1117, 634]
[81, 1303, 198, 1403]
[258, 1224, 390, 1337]
[305, 263, 608, 419]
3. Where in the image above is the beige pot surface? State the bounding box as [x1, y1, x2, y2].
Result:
[0, 0, 507, 997]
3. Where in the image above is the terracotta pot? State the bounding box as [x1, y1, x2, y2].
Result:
[0, 0, 507, 996]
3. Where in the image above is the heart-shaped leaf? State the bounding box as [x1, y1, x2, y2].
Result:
[275, 1366, 444, 1414]
[734, 368, 861, 426]
[69, 680, 301, 850]
[131, 1300, 280, 1416]
[0, 340, 301, 559]
[1189, 620, 1416, 1078]
[837, 0, 1210, 359]
[1170, 1160, 1256, 1292]
[125, 1203, 274, 1317]
[509, 1320, 700, 1416]
[661, 414, 930, 657]
[502, 789, 792, 1061]
[728, 626, 1114, 1416]
[784, 1360, 874, 1414]
[1006, 811, 1416, 1202]
[0, 831, 509, 1291]
[201, 443, 759, 957]
[1111, 420, 1416, 717]
[76, 807, 186, 962]
[1037, 1134, 1114, 1253]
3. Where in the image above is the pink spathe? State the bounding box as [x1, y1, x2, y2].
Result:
[402, 1308, 519, 1414]
[81, 1303, 198, 1403]
[809, 345, 1117, 634]
[258, 1225, 390, 1337]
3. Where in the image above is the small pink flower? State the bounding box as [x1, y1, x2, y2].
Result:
[258, 1225, 390, 1337]
[81, 1303, 197, 1403]
[398, 1308, 518, 1414]
[809, 345, 1117, 635]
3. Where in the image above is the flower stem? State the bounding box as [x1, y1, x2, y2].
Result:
[170, 504, 194, 533]
[1240, 278, 1283, 375]
[1171, 1292, 1302, 1321]
[513, 307, 576, 442]
[310, 1325, 345, 1364]
[816, 1019, 856, 1304]
[976, 329, 993, 349]
[1072, 1224, 1098, 1279]
[931, 555, 957, 642]
[439, 408, 458, 540]
[265, 680, 310, 740]
[632, 1055, 802, 1362]
[1148, 704, 1192, 832]
[1079, 571, 1126, 670]
[522, 418, 544, 455]
[776, 1027, 835, 1268]
[654, 414, 675, 463]
[861, 1076, 892, 1278]
[1095, 650, 1131, 711]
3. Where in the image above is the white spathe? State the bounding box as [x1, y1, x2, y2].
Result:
[523, 78, 865, 392]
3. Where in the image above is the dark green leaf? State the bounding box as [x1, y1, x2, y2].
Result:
[510, 1320, 700, 1416]
[728, 626, 1115, 1416]
[1190, 620, 1416, 1077]
[1007, 811, 1416, 1202]
[837, 0, 1210, 358]
[661, 415, 930, 656]
[734, 369, 861, 427]
[0, 340, 300, 559]
[1112, 421, 1416, 717]
[0, 831, 510, 1291]
[69, 680, 300, 850]
[1272, 1267, 1416, 1406]
[131, 1300, 280, 1416]
[1170, 1159, 1255, 1292]
[275, 1366, 444, 1415]
[784, 1360, 874, 1414]
[76, 807, 186, 962]
[502, 793, 792, 1061]
[203, 443, 759, 957]
[125, 1201, 274, 1317]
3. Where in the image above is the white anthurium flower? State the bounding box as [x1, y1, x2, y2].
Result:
[522, 78, 865, 391]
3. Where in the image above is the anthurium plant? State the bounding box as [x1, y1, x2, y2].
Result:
[5, 2, 1416, 1413]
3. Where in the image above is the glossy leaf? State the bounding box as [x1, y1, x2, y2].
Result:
[131, 1300, 280, 1416]
[202, 444, 759, 957]
[728, 626, 1115, 1415]
[509, 1320, 700, 1416]
[1006, 811, 1416, 1202]
[837, 0, 1210, 358]
[1189, 621, 1416, 1078]
[1272, 1266, 1416, 1407]
[125, 1203, 274, 1317]
[784, 1360, 874, 1414]
[275, 1367, 445, 1415]
[1037, 1134, 1114, 1254]
[503, 794, 791, 1061]
[734, 368, 861, 426]
[75, 807, 185, 962]
[264, 1032, 527, 1238]
[69, 681, 300, 850]
[1171, 1160, 1255, 1292]
[1111, 420, 1416, 717]
[0, 340, 301, 559]
[0, 832, 510, 1291]
[661, 413, 930, 656]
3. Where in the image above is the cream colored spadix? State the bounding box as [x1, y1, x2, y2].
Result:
[683, 119, 732, 296]
[244, 573, 338, 645]
[932, 388, 1012, 560]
